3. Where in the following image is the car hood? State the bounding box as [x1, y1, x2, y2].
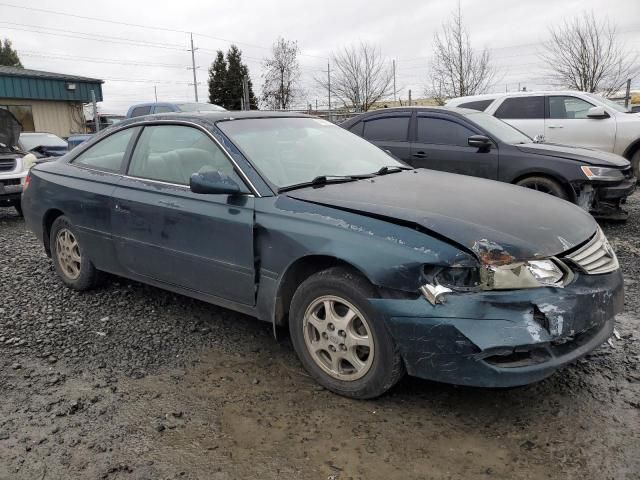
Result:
[516, 142, 629, 167]
[285, 169, 597, 264]
[0, 108, 21, 150]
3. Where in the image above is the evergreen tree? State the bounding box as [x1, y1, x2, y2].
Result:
[0, 38, 23, 68]
[223, 45, 258, 110]
[207, 50, 227, 106]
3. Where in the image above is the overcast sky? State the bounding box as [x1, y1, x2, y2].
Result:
[2, 0, 639, 114]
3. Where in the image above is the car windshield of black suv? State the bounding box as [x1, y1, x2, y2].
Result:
[467, 112, 532, 145]
[218, 117, 406, 188]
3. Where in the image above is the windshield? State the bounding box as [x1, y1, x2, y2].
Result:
[585, 93, 630, 113]
[177, 103, 226, 112]
[466, 112, 532, 144]
[218, 117, 405, 188]
[19, 133, 67, 150]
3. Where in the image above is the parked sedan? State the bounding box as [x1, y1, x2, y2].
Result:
[341, 107, 636, 220]
[22, 112, 623, 398]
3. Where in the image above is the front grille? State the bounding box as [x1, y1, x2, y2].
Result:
[0, 158, 16, 172]
[564, 228, 619, 274]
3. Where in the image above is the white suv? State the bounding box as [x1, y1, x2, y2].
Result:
[0, 110, 35, 216]
[447, 91, 640, 178]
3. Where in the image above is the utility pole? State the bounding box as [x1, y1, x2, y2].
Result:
[90, 89, 100, 133]
[392, 59, 396, 102]
[154, 85, 158, 102]
[408, 89, 412, 106]
[315, 98, 318, 112]
[327, 60, 331, 122]
[624, 78, 631, 108]
[189, 32, 199, 102]
[242, 75, 250, 111]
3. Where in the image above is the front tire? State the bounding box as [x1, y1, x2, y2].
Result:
[516, 176, 568, 200]
[50, 216, 101, 290]
[631, 150, 640, 183]
[289, 267, 405, 399]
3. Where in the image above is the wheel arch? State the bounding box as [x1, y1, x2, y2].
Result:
[272, 255, 374, 327]
[510, 171, 576, 202]
[622, 138, 640, 160]
[42, 208, 65, 256]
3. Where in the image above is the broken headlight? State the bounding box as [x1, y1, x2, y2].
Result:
[420, 259, 571, 305]
[487, 259, 570, 290]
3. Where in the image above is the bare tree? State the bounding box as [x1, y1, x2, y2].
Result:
[261, 37, 301, 110]
[318, 42, 393, 112]
[427, 3, 495, 105]
[541, 12, 637, 96]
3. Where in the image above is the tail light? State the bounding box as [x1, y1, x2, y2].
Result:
[23, 172, 31, 191]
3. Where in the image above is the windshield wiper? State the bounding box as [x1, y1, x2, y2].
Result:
[374, 165, 412, 175]
[278, 174, 372, 193]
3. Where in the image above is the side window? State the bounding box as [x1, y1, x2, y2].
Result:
[548, 96, 594, 119]
[362, 116, 410, 142]
[153, 105, 174, 114]
[129, 106, 151, 118]
[416, 117, 475, 147]
[348, 121, 364, 136]
[72, 128, 136, 172]
[495, 97, 544, 119]
[128, 125, 243, 186]
[458, 99, 494, 111]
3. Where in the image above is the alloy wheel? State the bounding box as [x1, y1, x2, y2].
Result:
[55, 228, 81, 280]
[303, 295, 374, 381]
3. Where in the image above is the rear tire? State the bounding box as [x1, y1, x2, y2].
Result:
[50, 215, 102, 291]
[12, 201, 23, 217]
[516, 176, 568, 200]
[289, 267, 405, 399]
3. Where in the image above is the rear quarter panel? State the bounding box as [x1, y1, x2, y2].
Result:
[23, 161, 122, 271]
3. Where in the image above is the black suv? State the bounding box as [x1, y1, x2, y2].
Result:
[341, 107, 636, 220]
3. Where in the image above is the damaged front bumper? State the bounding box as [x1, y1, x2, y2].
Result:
[373, 270, 624, 388]
[576, 177, 636, 220]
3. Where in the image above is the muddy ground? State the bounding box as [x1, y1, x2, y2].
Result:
[1, 193, 639, 480]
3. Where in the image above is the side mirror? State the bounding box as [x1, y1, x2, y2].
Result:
[190, 170, 243, 195]
[587, 106, 609, 118]
[468, 135, 492, 152]
[533, 134, 545, 143]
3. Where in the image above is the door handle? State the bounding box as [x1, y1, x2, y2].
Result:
[114, 203, 130, 213]
[412, 151, 428, 158]
[158, 200, 181, 208]
[547, 125, 564, 129]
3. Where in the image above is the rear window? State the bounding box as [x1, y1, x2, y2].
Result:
[362, 116, 410, 142]
[129, 106, 152, 118]
[458, 99, 494, 111]
[495, 97, 544, 119]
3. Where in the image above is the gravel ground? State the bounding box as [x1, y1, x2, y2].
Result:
[1, 194, 639, 480]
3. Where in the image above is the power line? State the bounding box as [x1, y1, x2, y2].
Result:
[18, 51, 188, 69]
[0, 2, 326, 59]
[0, 23, 187, 51]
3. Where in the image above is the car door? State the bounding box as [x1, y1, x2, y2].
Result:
[545, 95, 616, 151]
[493, 96, 545, 140]
[65, 126, 140, 272]
[111, 123, 256, 305]
[410, 114, 499, 179]
[360, 112, 411, 162]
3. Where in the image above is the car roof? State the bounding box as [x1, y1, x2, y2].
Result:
[449, 90, 592, 103]
[114, 110, 313, 129]
[344, 106, 480, 122]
